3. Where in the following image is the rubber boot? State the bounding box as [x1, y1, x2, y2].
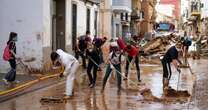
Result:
[163, 78, 169, 89]
[163, 78, 169, 95]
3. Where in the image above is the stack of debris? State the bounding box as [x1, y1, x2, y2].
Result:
[142, 35, 177, 55]
[140, 88, 191, 103]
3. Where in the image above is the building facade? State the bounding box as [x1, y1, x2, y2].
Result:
[99, 0, 112, 38]
[186, 0, 203, 37]
[112, 0, 132, 38]
[140, 0, 157, 35]
[131, 0, 142, 35]
[201, 0, 208, 35]
[0, 0, 100, 73]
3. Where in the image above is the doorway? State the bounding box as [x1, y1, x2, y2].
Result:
[52, 0, 66, 51]
[72, 3, 77, 51]
[86, 8, 91, 32]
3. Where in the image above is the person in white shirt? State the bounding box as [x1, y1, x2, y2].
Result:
[101, 43, 124, 93]
[50, 49, 79, 99]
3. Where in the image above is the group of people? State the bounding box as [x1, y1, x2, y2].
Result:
[3, 30, 198, 99]
[49, 31, 144, 98]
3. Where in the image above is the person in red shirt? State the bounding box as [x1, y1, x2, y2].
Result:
[124, 44, 141, 82]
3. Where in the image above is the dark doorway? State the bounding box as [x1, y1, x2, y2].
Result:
[116, 24, 120, 37]
[72, 3, 77, 51]
[94, 11, 98, 36]
[86, 8, 91, 32]
[52, 0, 66, 51]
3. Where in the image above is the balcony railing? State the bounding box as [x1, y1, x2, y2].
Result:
[112, 0, 132, 12]
[86, 0, 101, 4]
[191, 1, 202, 14]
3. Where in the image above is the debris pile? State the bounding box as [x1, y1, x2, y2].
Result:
[164, 86, 191, 97]
[40, 96, 67, 103]
[143, 37, 169, 55]
[140, 87, 191, 103]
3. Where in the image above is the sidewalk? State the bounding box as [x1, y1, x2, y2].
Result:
[0, 73, 38, 92]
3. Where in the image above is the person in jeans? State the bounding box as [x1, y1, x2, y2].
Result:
[51, 49, 79, 99]
[3, 32, 18, 84]
[86, 44, 100, 88]
[101, 43, 123, 93]
[93, 36, 107, 71]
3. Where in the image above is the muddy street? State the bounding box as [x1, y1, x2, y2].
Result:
[0, 58, 207, 110]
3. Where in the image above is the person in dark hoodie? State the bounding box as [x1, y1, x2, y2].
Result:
[86, 44, 100, 88]
[93, 36, 107, 64]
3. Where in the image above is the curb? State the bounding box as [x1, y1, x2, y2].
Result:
[0, 74, 60, 96]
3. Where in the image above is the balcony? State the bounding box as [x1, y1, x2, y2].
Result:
[112, 0, 132, 13]
[85, 0, 101, 4]
[190, 1, 202, 16]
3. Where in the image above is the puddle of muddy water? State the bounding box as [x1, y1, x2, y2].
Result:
[0, 58, 207, 110]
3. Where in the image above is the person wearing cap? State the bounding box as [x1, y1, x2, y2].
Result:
[101, 43, 124, 93]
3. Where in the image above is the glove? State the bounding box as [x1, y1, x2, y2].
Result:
[59, 73, 64, 78]
[177, 68, 181, 73]
[63, 72, 68, 76]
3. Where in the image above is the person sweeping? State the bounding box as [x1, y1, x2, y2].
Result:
[86, 44, 100, 88]
[50, 49, 79, 99]
[101, 42, 124, 93]
[161, 45, 182, 90]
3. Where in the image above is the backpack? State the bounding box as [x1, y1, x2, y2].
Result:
[3, 42, 12, 61]
[78, 36, 87, 50]
[184, 37, 192, 46]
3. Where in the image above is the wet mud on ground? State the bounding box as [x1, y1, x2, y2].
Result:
[0, 59, 207, 110]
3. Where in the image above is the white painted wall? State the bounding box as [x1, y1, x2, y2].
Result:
[43, 0, 52, 47]
[201, 0, 208, 18]
[76, 1, 99, 39]
[0, 0, 44, 73]
[66, 0, 72, 46]
[0, 0, 99, 73]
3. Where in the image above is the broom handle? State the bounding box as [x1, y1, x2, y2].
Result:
[110, 62, 139, 87]
[177, 71, 181, 91]
[187, 60, 194, 74]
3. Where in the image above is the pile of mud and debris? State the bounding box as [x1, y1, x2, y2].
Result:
[142, 34, 179, 56]
[140, 87, 191, 104]
[141, 33, 208, 58]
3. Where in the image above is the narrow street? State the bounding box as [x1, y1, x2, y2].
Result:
[0, 58, 207, 110]
[0, 0, 208, 110]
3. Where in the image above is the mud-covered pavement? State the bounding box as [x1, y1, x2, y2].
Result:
[0, 58, 207, 110]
